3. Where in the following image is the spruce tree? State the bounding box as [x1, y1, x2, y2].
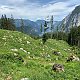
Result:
[0, 15, 4, 29]
[61, 23, 65, 40]
[10, 14, 16, 31]
[0, 14, 16, 31]
[71, 18, 74, 45]
[40, 23, 43, 33]
[20, 19, 24, 33]
[56, 26, 59, 39]
[50, 15, 54, 39]
[42, 21, 48, 44]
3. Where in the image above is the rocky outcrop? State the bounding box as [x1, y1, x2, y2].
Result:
[59, 5, 80, 32]
[67, 55, 80, 62]
[52, 64, 64, 72]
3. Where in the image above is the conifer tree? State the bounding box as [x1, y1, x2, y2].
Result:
[10, 14, 16, 31]
[44, 21, 47, 33]
[0, 14, 16, 31]
[20, 19, 24, 33]
[56, 26, 59, 39]
[50, 15, 54, 39]
[71, 18, 74, 45]
[40, 23, 43, 33]
[61, 23, 65, 40]
[42, 21, 48, 44]
[0, 15, 4, 29]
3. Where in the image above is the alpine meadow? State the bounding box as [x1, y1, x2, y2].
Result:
[0, 0, 80, 80]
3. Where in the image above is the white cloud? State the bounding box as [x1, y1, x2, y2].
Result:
[0, 0, 80, 21]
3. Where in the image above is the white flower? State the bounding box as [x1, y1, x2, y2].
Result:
[28, 56, 31, 59]
[68, 49, 71, 51]
[21, 78, 29, 80]
[47, 54, 50, 58]
[3, 36, 7, 38]
[43, 49, 44, 51]
[20, 48, 24, 50]
[27, 41, 30, 44]
[2, 38, 6, 40]
[21, 44, 24, 45]
[27, 52, 30, 54]
[58, 52, 61, 54]
[23, 50, 27, 53]
[14, 53, 18, 56]
[11, 36, 13, 38]
[19, 39, 22, 42]
[64, 49, 67, 51]
[20, 48, 27, 53]
[41, 42, 43, 44]
[24, 37, 27, 39]
[11, 49, 18, 52]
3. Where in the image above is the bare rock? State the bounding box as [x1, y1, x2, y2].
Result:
[52, 64, 64, 72]
[52, 51, 61, 55]
[67, 55, 80, 62]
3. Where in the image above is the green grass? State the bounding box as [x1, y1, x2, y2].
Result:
[0, 29, 80, 80]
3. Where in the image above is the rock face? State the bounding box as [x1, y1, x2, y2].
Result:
[52, 64, 64, 72]
[59, 5, 80, 32]
[67, 55, 80, 62]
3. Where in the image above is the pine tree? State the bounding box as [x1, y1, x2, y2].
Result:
[71, 18, 74, 45]
[42, 21, 48, 44]
[61, 23, 65, 40]
[10, 14, 16, 31]
[50, 15, 54, 39]
[0, 15, 4, 29]
[40, 23, 43, 33]
[56, 26, 59, 39]
[44, 21, 48, 33]
[0, 14, 16, 31]
[20, 19, 24, 33]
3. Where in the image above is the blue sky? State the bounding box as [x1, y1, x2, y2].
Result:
[0, 0, 80, 21]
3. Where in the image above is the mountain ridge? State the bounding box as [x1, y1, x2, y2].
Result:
[59, 5, 80, 32]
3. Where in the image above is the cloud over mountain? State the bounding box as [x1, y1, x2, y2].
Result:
[0, 0, 80, 21]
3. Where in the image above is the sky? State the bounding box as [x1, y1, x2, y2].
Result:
[0, 0, 80, 21]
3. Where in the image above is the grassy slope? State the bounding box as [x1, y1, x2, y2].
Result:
[0, 29, 80, 80]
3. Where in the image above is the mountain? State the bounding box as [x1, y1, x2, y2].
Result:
[59, 5, 80, 32]
[53, 21, 62, 31]
[15, 19, 41, 37]
[35, 20, 45, 26]
[36, 20, 61, 32]
[0, 29, 80, 80]
[15, 19, 61, 36]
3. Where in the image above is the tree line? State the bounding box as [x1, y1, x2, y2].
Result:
[41, 15, 80, 47]
[0, 14, 80, 47]
[0, 14, 25, 33]
[0, 14, 16, 31]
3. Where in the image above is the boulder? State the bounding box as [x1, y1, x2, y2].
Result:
[52, 64, 64, 72]
[52, 51, 61, 55]
[67, 55, 79, 62]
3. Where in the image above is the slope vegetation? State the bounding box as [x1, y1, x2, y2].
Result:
[0, 29, 80, 80]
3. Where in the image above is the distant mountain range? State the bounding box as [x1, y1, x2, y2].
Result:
[59, 5, 80, 32]
[15, 5, 80, 36]
[15, 19, 41, 36]
[15, 19, 60, 36]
